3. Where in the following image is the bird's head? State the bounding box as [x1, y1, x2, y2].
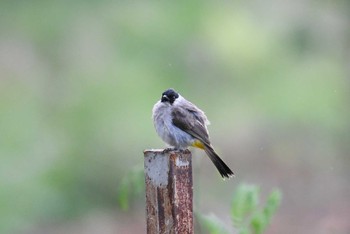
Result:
[161, 88, 179, 104]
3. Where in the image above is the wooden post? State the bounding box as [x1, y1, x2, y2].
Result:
[144, 149, 193, 234]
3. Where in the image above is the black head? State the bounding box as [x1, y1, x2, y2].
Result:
[161, 88, 179, 104]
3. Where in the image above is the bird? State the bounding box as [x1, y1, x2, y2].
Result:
[152, 88, 234, 179]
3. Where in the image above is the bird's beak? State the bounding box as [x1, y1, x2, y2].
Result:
[161, 95, 169, 102]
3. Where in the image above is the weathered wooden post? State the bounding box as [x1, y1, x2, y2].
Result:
[144, 149, 193, 234]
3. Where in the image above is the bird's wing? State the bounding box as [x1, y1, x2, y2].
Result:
[171, 106, 211, 146]
[181, 101, 210, 126]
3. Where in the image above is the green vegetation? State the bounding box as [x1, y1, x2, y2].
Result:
[0, 0, 348, 233]
[117, 166, 144, 211]
[200, 184, 282, 234]
[117, 173, 282, 234]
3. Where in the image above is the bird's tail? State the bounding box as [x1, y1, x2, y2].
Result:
[203, 145, 234, 179]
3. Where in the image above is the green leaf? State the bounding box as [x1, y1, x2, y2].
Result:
[130, 165, 145, 195]
[117, 165, 145, 211]
[263, 189, 282, 223]
[250, 212, 265, 234]
[250, 188, 282, 234]
[198, 213, 230, 234]
[231, 184, 260, 228]
[117, 177, 130, 211]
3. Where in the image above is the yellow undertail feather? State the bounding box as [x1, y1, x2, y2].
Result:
[191, 140, 205, 149]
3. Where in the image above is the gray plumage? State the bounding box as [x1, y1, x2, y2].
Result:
[152, 88, 234, 178]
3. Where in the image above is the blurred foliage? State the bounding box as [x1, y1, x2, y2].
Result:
[199, 213, 230, 234]
[117, 165, 144, 211]
[200, 184, 282, 234]
[0, 0, 349, 233]
[234, 185, 281, 234]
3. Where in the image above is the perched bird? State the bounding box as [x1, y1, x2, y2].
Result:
[152, 88, 234, 179]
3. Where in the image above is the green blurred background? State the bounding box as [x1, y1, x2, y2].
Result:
[1, 1, 349, 233]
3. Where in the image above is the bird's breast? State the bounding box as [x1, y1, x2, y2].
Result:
[152, 104, 193, 148]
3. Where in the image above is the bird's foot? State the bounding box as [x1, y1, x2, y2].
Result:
[162, 147, 190, 154]
[162, 148, 175, 153]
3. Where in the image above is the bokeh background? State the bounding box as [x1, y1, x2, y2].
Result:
[1, 1, 349, 233]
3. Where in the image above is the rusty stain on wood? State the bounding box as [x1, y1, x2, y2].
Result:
[144, 149, 193, 234]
